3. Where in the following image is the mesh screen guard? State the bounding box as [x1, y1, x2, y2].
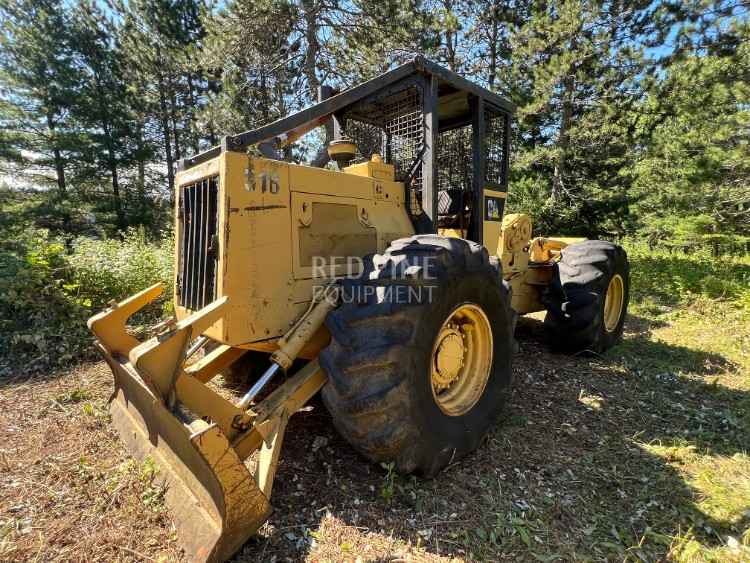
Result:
[339, 80, 509, 234]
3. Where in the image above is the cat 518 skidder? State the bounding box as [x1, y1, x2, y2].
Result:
[89, 57, 629, 562]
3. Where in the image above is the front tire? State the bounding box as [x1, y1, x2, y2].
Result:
[543, 240, 630, 354]
[320, 235, 513, 477]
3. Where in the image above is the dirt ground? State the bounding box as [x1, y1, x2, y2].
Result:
[1, 310, 748, 562]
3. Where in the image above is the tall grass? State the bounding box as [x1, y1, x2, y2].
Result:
[624, 239, 750, 311]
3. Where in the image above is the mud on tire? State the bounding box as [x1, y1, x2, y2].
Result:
[320, 235, 514, 477]
[543, 240, 630, 354]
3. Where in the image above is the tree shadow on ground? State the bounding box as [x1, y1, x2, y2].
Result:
[233, 313, 749, 561]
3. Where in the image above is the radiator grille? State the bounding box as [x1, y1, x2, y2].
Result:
[177, 176, 219, 310]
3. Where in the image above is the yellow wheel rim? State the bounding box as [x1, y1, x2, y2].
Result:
[430, 303, 493, 417]
[603, 274, 624, 332]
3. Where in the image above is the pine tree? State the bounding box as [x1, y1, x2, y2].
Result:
[0, 0, 80, 196]
[70, 1, 138, 228]
[198, 0, 301, 136]
[463, 0, 528, 91]
[634, 17, 750, 243]
[506, 0, 663, 236]
[114, 0, 209, 193]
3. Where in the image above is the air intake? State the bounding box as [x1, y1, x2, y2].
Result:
[177, 176, 219, 310]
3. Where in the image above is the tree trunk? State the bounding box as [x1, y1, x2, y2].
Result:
[157, 63, 175, 194]
[92, 66, 125, 229]
[168, 75, 182, 160]
[186, 72, 200, 154]
[442, 0, 457, 71]
[46, 113, 66, 196]
[302, 0, 321, 102]
[103, 122, 125, 229]
[553, 72, 575, 201]
[109, 152, 124, 229]
[488, 7, 498, 89]
[136, 126, 146, 217]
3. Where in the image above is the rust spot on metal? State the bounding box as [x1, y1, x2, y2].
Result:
[243, 205, 287, 212]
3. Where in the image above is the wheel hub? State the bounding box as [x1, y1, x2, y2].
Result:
[433, 326, 465, 390]
[430, 304, 493, 417]
[603, 274, 625, 332]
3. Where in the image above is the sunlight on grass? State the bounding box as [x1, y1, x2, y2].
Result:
[624, 243, 750, 562]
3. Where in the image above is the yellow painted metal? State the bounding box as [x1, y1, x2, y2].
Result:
[529, 236, 585, 262]
[495, 213, 542, 314]
[326, 139, 357, 160]
[498, 213, 532, 274]
[432, 326, 465, 389]
[233, 360, 327, 460]
[482, 189, 507, 255]
[438, 227, 467, 239]
[292, 193, 377, 279]
[89, 288, 269, 563]
[270, 285, 338, 370]
[343, 155, 396, 181]
[185, 345, 247, 383]
[254, 409, 289, 497]
[603, 274, 625, 332]
[89, 282, 331, 562]
[88, 283, 164, 358]
[490, 214, 586, 315]
[173, 152, 412, 348]
[106, 358, 271, 563]
[430, 303, 493, 416]
[90, 152, 407, 561]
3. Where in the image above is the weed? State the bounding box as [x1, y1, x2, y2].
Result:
[56, 388, 91, 404]
[0, 224, 172, 373]
[379, 461, 396, 504]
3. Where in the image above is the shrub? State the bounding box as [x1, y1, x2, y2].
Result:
[624, 239, 750, 310]
[67, 227, 173, 312]
[0, 227, 173, 375]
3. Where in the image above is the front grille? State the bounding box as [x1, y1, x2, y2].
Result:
[177, 176, 219, 310]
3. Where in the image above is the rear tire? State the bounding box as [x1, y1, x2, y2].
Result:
[320, 235, 513, 477]
[543, 240, 629, 354]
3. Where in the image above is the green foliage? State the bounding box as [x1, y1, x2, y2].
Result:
[625, 240, 750, 310]
[0, 0, 81, 194]
[379, 462, 397, 504]
[0, 221, 173, 374]
[1, 0, 747, 243]
[66, 227, 173, 312]
[632, 18, 750, 243]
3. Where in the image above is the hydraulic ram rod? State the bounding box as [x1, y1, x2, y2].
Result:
[237, 285, 338, 409]
[237, 364, 281, 409]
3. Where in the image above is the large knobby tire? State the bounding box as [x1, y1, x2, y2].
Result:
[320, 235, 514, 477]
[543, 240, 630, 354]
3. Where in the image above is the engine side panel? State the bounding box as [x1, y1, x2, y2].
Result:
[174, 153, 414, 347]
